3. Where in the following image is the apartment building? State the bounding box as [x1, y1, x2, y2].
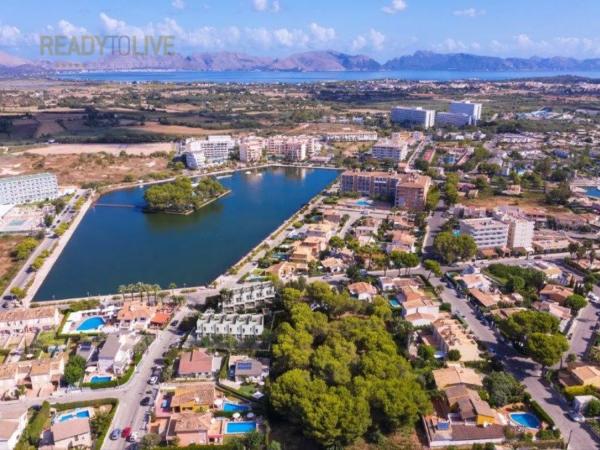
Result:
[449, 101, 482, 121]
[265, 135, 321, 160]
[239, 136, 265, 163]
[322, 131, 378, 142]
[178, 136, 236, 169]
[371, 133, 409, 161]
[340, 170, 431, 210]
[391, 107, 435, 129]
[429, 313, 481, 362]
[459, 218, 509, 249]
[196, 313, 264, 339]
[0, 354, 65, 397]
[221, 282, 275, 313]
[492, 209, 535, 251]
[0, 173, 59, 205]
[0, 306, 60, 334]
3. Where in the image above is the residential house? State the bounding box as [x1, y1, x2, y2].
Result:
[0, 306, 60, 333]
[535, 301, 572, 332]
[432, 366, 483, 390]
[386, 231, 416, 253]
[347, 282, 378, 302]
[265, 262, 297, 281]
[305, 222, 335, 240]
[178, 349, 216, 379]
[398, 285, 439, 326]
[232, 357, 269, 383]
[540, 284, 574, 305]
[321, 257, 346, 273]
[117, 301, 156, 331]
[0, 408, 27, 450]
[172, 412, 225, 446]
[454, 273, 490, 291]
[75, 342, 97, 365]
[97, 333, 138, 375]
[444, 385, 497, 426]
[0, 355, 65, 398]
[422, 415, 505, 448]
[468, 289, 503, 309]
[570, 365, 600, 388]
[51, 418, 92, 449]
[378, 277, 418, 292]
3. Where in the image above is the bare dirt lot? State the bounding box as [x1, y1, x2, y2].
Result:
[0, 152, 172, 186]
[125, 124, 236, 136]
[19, 142, 175, 156]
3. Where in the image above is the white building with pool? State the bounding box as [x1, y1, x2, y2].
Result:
[61, 306, 119, 335]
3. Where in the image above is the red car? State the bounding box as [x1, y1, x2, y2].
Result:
[121, 427, 132, 439]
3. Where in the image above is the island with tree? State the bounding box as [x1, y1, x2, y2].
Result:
[143, 176, 230, 214]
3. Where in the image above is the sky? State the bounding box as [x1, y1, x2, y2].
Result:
[1, 0, 600, 61]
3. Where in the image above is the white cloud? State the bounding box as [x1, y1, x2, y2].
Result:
[0, 24, 22, 45]
[309, 23, 335, 43]
[352, 29, 385, 51]
[515, 33, 534, 48]
[382, 0, 407, 14]
[245, 27, 272, 47]
[433, 38, 483, 53]
[99, 12, 130, 34]
[171, 0, 185, 9]
[453, 8, 485, 18]
[253, 0, 280, 12]
[57, 20, 88, 37]
[273, 28, 309, 47]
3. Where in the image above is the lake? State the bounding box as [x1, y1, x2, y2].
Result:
[34, 167, 339, 300]
[55, 70, 600, 84]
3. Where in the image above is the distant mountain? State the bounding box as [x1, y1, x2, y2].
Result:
[2, 49, 600, 75]
[383, 50, 600, 71]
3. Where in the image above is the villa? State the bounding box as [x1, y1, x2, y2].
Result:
[427, 314, 482, 362]
[432, 366, 483, 389]
[117, 301, 157, 331]
[321, 257, 346, 273]
[231, 357, 269, 383]
[535, 301, 572, 331]
[386, 230, 416, 254]
[0, 306, 60, 334]
[347, 282, 378, 302]
[0, 407, 27, 450]
[0, 354, 65, 398]
[265, 261, 299, 281]
[177, 349, 217, 379]
[540, 284, 574, 305]
[49, 418, 92, 449]
[97, 333, 139, 376]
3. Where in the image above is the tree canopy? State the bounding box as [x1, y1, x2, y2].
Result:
[433, 232, 477, 264]
[144, 176, 227, 213]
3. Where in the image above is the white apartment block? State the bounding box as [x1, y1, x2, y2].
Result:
[178, 135, 236, 169]
[239, 137, 265, 163]
[221, 282, 276, 313]
[449, 101, 482, 121]
[391, 107, 436, 129]
[0, 173, 59, 205]
[196, 313, 264, 339]
[372, 133, 409, 161]
[435, 112, 474, 128]
[265, 135, 318, 161]
[502, 218, 535, 250]
[322, 131, 378, 142]
[459, 218, 509, 249]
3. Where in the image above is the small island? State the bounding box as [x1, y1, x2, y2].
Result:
[144, 176, 230, 214]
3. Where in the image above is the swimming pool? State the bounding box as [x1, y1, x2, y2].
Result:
[355, 199, 372, 207]
[77, 316, 106, 332]
[389, 299, 401, 308]
[509, 412, 541, 429]
[58, 410, 90, 422]
[90, 375, 112, 384]
[223, 402, 251, 412]
[226, 421, 257, 434]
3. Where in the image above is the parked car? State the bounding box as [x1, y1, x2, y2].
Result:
[148, 376, 158, 385]
[140, 396, 151, 406]
[110, 429, 121, 440]
[171, 320, 179, 327]
[128, 432, 138, 443]
[568, 410, 585, 423]
[122, 427, 132, 439]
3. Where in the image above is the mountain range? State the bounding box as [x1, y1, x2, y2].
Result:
[2, 50, 600, 74]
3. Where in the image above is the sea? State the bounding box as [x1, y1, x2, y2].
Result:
[55, 70, 600, 84]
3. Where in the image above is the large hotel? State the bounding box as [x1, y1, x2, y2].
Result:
[340, 171, 431, 210]
[0, 173, 59, 205]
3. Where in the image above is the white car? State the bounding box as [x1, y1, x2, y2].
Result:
[148, 376, 158, 385]
[588, 293, 599, 303]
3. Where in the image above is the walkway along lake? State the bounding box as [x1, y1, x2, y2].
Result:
[34, 167, 339, 300]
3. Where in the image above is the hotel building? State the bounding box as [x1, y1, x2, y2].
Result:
[0, 173, 59, 205]
[449, 101, 482, 121]
[391, 107, 436, 129]
[239, 136, 265, 163]
[178, 136, 236, 169]
[371, 133, 409, 161]
[435, 112, 474, 128]
[459, 218, 509, 249]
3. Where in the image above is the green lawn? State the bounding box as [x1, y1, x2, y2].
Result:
[35, 331, 67, 349]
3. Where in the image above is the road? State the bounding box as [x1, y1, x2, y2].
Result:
[1, 190, 87, 306]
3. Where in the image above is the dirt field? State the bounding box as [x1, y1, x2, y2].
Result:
[0, 235, 24, 293]
[125, 124, 236, 136]
[0, 152, 172, 186]
[19, 142, 175, 156]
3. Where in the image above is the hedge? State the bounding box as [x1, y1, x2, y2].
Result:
[528, 399, 556, 428]
[563, 384, 598, 401]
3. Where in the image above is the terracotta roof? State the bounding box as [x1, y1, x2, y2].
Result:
[151, 312, 171, 325]
[117, 301, 155, 321]
[451, 424, 504, 441]
[0, 306, 57, 323]
[174, 411, 212, 433]
[572, 365, 600, 383]
[178, 349, 214, 376]
[433, 366, 483, 389]
[170, 383, 216, 407]
[348, 282, 377, 296]
[52, 418, 90, 442]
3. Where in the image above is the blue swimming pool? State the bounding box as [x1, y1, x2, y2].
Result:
[58, 410, 90, 422]
[77, 316, 106, 331]
[389, 299, 401, 308]
[223, 402, 251, 412]
[226, 422, 257, 434]
[510, 412, 541, 429]
[90, 376, 112, 384]
[355, 199, 372, 207]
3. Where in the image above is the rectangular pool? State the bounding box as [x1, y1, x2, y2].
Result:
[226, 422, 257, 434]
[223, 402, 251, 412]
[90, 376, 112, 384]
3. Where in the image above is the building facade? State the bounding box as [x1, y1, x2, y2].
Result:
[239, 137, 265, 163]
[221, 282, 276, 313]
[196, 313, 264, 339]
[179, 136, 236, 169]
[459, 218, 509, 249]
[0, 173, 59, 205]
[435, 112, 474, 128]
[391, 107, 435, 129]
[449, 101, 482, 121]
[371, 134, 409, 161]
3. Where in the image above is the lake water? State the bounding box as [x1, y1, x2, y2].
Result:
[34, 167, 339, 300]
[55, 70, 600, 84]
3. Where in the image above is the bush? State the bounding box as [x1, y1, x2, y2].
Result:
[586, 399, 600, 417]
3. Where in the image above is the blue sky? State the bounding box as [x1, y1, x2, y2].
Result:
[1, 0, 600, 60]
